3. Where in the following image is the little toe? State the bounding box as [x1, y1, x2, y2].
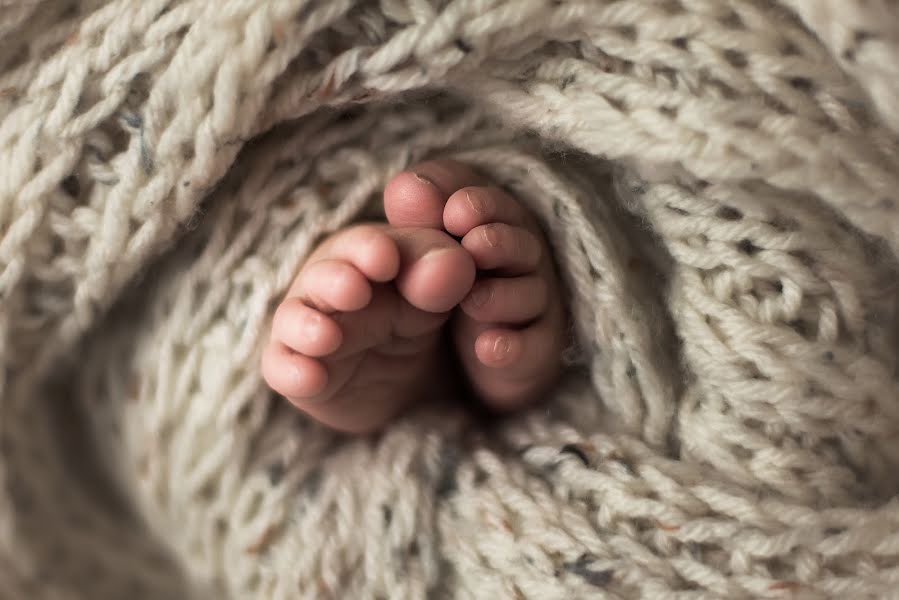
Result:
[387, 228, 476, 313]
[294, 259, 372, 313]
[272, 298, 343, 357]
[474, 328, 523, 370]
[384, 160, 486, 229]
[462, 223, 542, 274]
[262, 342, 329, 400]
[444, 185, 535, 238]
[472, 320, 564, 411]
[460, 275, 547, 324]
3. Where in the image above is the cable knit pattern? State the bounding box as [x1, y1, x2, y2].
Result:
[2, 1, 899, 598]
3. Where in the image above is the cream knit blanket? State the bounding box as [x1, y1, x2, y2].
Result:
[3, 1, 899, 598]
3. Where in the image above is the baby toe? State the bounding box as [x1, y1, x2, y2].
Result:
[401, 245, 476, 313]
[272, 298, 343, 357]
[262, 342, 329, 400]
[384, 160, 486, 229]
[474, 328, 523, 369]
[295, 259, 372, 313]
[309, 224, 400, 283]
[460, 275, 547, 324]
[387, 227, 475, 313]
[461, 223, 542, 275]
[443, 185, 534, 238]
[472, 320, 563, 410]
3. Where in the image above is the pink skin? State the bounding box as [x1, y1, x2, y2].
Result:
[262, 160, 565, 432]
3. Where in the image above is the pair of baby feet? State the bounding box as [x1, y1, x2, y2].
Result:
[262, 160, 565, 432]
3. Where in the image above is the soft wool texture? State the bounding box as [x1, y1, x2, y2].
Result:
[2, 0, 899, 598]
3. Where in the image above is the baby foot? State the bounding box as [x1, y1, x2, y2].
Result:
[384, 160, 565, 411]
[262, 223, 475, 432]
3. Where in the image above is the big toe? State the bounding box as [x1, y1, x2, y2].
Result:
[388, 227, 476, 313]
[384, 160, 486, 229]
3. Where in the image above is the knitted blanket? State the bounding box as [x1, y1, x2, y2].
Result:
[3, 1, 899, 598]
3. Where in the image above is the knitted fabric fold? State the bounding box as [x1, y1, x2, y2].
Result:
[2, 1, 898, 598]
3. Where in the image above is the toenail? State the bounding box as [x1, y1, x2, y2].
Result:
[413, 172, 439, 188]
[493, 336, 511, 359]
[302, 312, 321, 339]
[466, 191, 486, 215]
[468, 284, 492, 307]
[483, 224, 500, 247]
[287, 363, 305, 389]
[424, 246, 456, 261]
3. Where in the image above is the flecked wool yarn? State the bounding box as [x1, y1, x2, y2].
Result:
[2, 0, 899, 598]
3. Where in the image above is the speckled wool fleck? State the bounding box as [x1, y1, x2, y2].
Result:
[2, 0, 899, 598]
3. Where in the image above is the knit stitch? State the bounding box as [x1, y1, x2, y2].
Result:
[2, 1, 899, 598]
